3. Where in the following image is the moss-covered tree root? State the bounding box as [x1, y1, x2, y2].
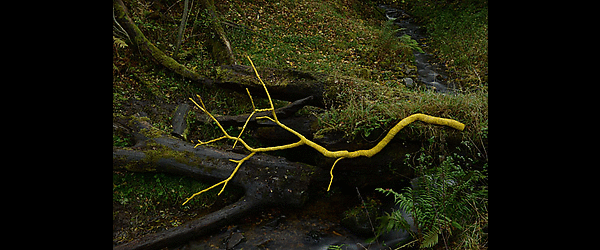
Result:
[113, 114, 321, 249]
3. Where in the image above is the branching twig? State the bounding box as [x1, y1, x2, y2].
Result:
[183, 56, 466, 205]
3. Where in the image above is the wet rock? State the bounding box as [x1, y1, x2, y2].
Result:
[223, 232, 245, 250]
[254, 237, 273, 248]
[403, 78, 414, 88]
[380, 5, 411, 20]
[262, 215, 285, 229]
[304, 230, 323, 243]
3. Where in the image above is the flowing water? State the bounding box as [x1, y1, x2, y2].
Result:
[379, 5, 455, 93]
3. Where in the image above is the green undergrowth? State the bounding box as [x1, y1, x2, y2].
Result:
[377, 146, 488, 249]
[113, 172, 229, 212]
[316, 75, 487, 152]
[113, 171, 243, 244]
[398, 0, 488, 88]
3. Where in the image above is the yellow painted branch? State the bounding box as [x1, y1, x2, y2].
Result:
[347, 113, 464, 158]
[184, 57, 466, 204]
[247, 56, 278, 121]
[327, 157, 345, 191]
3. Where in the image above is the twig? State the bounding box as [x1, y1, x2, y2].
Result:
[356, 187, 379, 245]
[471, 66, 482, 84]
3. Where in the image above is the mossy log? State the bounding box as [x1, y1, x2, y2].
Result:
[113, 115, 324, 250]
[217, 65, 327, 107]
[113, 0, 204, 82]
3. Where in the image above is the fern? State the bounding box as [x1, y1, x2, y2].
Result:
[376, 151, 487, 248]
[398, 34, 425, 54]
[420, 228, 439, 248]
[113, 35, 128, 49]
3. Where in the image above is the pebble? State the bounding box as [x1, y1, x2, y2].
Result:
[403, 78, 414, 88]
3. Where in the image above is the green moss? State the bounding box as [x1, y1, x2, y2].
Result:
[142, 140, 201, 167]
[139, 127, 162, 139]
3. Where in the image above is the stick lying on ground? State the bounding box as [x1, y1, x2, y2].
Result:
[183, 56, 465, 205]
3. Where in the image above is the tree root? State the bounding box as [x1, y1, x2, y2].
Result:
[113, 198, 258, 250]
[113, 114, 321, 250]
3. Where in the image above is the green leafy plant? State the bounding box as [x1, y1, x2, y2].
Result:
[366, 20, 413, 70]
[113, 35, 129, 49]
[376, 151, 487, 249]
[113, 134, 131, 147]
[327, 244, 345, 250]
[398, 34, 424, 54]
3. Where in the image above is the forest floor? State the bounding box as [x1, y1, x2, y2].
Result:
[113, 0, 487, 247]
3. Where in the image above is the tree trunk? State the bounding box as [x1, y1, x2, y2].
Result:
[113, 114, 325, 250]
[113, 0, 204, 82]
[198, 0, 236, 65]
[173, 0, 191, 59]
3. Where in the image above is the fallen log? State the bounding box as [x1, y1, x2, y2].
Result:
[216, 64, 328, 107]
[113, 115, 324, 250]
[201, 95, 314, 128]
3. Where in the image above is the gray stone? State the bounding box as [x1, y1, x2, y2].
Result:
[403, 78, 414, 88]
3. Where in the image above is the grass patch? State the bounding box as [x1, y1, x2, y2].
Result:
[222, 0, 413, 81]
[113, 171, 243, 244]
[317, 74, 487, 152]
[113, 171, 241, 212]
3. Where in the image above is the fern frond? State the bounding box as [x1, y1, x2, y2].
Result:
[113, 35, 128, 48]
[420, 227, 440, 248]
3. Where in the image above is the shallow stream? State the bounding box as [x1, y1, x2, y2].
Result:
[379, 4, 455, 93]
